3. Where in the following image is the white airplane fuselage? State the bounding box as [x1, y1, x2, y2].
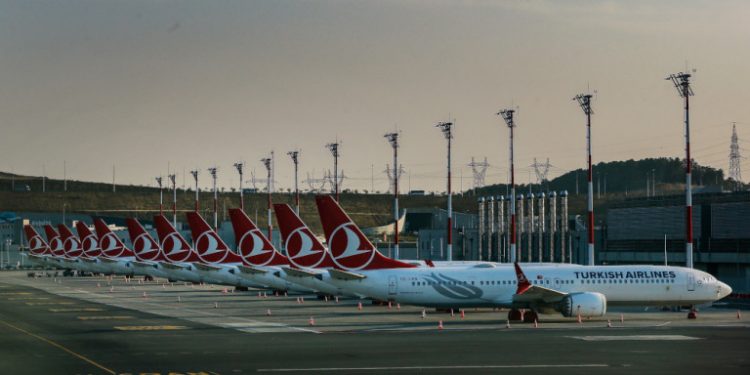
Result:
[327, 263, 732, 309]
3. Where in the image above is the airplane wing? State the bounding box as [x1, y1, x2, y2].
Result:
[512, 262, 567, 304]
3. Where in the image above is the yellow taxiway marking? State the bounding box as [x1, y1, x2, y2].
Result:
[49, 308, 104, 312]
[0, 320, 116, 374]
[25, 301, 74, 306]
[113, 325, 189, 331]
[77, 316, 134, 321]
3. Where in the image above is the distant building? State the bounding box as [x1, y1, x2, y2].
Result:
[595, 192, 750, 292]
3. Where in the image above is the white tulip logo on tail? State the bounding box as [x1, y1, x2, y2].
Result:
[100, 233, 122, 257]
[239, 229, 273, 266]
[29, 236, 44, 254]
[50, 238, 63, 251]
[162, 233, 189, 261]
[195, 232, 228, 264]
[328, 223, 376, 270]
[286, 227, 324, 268]
[133, 233, 158, 260]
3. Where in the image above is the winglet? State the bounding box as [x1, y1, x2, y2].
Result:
[514, 262, 532, 295]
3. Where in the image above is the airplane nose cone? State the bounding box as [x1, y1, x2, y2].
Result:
[718, 282, 732, 299]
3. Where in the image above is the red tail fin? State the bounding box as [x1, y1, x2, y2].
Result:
[185, 212, 243, 264]
[24, 225, 49, 255]
[74, 221, 101, 258]
[57, 224, 82, 258]
[153, 215, 201, 263]
[43, 225, 65, 256]
[514, 262, 532, 295]
[315, 195, 414, 270]
[272, 204, 333, 268]
[126, 218, 164, 261]
[93, 219, 134, 259]
[228, 208, 287, 267]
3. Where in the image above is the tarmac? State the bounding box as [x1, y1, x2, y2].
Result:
[1, 270, 748, 374]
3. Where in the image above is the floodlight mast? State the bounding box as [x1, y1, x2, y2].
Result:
[498, 109, 517, 263]
[168, 174, 177, 226]
[287, 151, 300, 214]
[261, 157, 273, 240]
[233, 162, 244, 210]
[574, 93, 595, 266]
[385, 132, 400, 259]
[435, 122, 453, 262]
[326, 142, 340, 201]
[208, 167, 218, 230]
[666, 72, 695, 269]
[190, 170, 200, 212]
[155, 176, 163, 215]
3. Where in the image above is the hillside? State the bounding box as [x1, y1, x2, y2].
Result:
[1, 157, 742, 232]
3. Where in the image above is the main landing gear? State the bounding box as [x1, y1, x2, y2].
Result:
[507, 309, 539, 323]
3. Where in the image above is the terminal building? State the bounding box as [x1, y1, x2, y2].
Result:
[596, 192, 749, 291]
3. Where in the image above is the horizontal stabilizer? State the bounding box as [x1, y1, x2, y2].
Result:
[193, 263, 223, 272]
[283, 267, 319, 278]
[159, 262, 188, 271]
[236, 265, 267, 275]
[131, 261, 156, 269]
[328, 268, 366, 281]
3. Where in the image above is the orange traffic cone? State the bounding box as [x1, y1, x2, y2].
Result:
[506, 319, 511, 329]
[222, 288, 228, 294]
[266, 309, 272, 316]
[577, 314, 582, 324]
[421, 309, 427, 319]
[214, 302, 218, 309]
[309, 316, 315, 326]
[177, 296, 181, 303]
[142, 292, 147, 299]
[620, 314, 624, 323]
[335, 296, 339, 303]
[96, 283, 101, 288]
[607, 319, 612, 328]
[438, 320, 444, 330]
[737, 310, 742, 320]
[450, 309, 455, 317]
[357, 302, 363, 311]
[460, 310, 465, 319]
[534, 319, 538, 328]
[396, 303, 401, 310]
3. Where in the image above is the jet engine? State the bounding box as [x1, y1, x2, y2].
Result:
[559, 292, 607, 317]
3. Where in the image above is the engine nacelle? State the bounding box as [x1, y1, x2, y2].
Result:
[560, 292, 607, 317]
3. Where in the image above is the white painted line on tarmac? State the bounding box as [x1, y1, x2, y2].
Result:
[568, 335, 700, 341]
[257, 364, 610, 372]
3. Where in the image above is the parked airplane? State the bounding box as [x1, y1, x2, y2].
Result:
[92, 219, 136, 276]
[22, 225, 53, 267]
[74, 221, 108, 274]
[316, 195, 733, 321]
[124, 218, 204, 282]
[43, 225, 70, 267]
[199, 210, 308, 292]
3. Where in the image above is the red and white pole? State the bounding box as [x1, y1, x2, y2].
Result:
[436, 122, 453, 262]
[683, 81, 693, 269]
[667, 72, 694, 269]
[586, 102, 595, 266]
[169, 174, 177, 226]
[574, 94, 595, 266]
[499, 110, 516, 263]
[191, 170, 199, 213]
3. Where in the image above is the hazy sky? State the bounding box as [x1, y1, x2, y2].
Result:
[1, 0, 748, 193]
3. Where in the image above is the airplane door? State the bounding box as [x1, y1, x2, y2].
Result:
[687, 273, 696, 291]
[388, 276, 398, 296]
